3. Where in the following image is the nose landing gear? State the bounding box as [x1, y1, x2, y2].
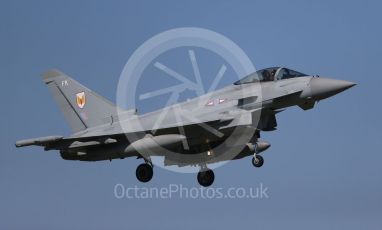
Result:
[251, 141, 265, 168]
[252, 155, 264, 168]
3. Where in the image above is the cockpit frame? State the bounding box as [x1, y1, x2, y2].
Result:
[234, 67, 309, 85]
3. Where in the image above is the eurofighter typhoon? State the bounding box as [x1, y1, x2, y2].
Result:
[16, 67, 355, 186]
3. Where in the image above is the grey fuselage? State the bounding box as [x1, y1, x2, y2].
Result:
[15, 67, 355, 168]
[60, 73, 354, 165]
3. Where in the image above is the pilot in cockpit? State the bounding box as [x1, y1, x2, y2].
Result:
[270, 69, 277, 81]
[262, 70, 271, 81]
[262, 69, 276, 82]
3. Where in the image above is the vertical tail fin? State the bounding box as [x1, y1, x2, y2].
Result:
[42, 69, 118, 133]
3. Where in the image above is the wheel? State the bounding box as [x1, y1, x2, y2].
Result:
[252, 155, 264, 168]
[136, 163, 153, 183]
[197, 169, 215, 187]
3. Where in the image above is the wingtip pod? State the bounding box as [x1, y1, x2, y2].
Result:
[15, 136, 63, 148]
[41, 69, 66, 83]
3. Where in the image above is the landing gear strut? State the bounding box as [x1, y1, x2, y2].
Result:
[136, 163, 153, 183]
[197, 168, 215, 187]
[251, 141, 264, 168]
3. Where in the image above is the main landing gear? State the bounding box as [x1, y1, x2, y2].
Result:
[134, 145, 265, 186]
[197, 168, 215, 187]
[136, 160, 153, 183]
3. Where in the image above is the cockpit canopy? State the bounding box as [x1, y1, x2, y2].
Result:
[234, 67, 309, 85]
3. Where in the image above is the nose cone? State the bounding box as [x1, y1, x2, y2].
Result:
[309, 77, 356, 100]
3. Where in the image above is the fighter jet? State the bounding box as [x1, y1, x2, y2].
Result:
[16, 67, 355, 187]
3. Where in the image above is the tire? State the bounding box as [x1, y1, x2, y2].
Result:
[197, 169, 215, 187]
[136, 163, 153, 183]
[252, 155, 264, 168]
